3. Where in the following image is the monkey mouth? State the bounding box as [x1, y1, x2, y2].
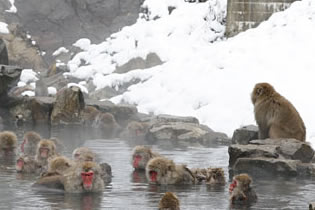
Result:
[149, 170, 158, 182]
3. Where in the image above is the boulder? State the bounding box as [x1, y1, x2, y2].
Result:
[233, 157, 301, 177]
[0, 65, 22, 100]
[30, 97, 54, 124]
[50, 86, 85, 125]
[152, 114, 199, 124]
[250, 139, 314, 163]
[0, 38, 8, 65]
[310, 202, 315, 210]
[229, 144, 280, 167]
[231, 125, 258, 145]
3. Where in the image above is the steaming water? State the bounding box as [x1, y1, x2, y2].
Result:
[0, 125, 314, 210]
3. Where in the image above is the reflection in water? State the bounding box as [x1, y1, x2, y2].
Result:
[0, 125, 314, 209]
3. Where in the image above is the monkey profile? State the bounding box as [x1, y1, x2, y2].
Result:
[251, 83, 306, 141]
[16, 155, 41, 174]
[192, 167, 225, 185]
[146, 157, 195, 185]
[131, 145, 160, 170]
[0, 131, 17, 156]
[159, 192, 180, 210]
[43, 156, 73, 176]
[21, 131, 42, 156]
[229, 173, 257, 204]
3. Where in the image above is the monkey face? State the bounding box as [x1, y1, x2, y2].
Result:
[81, 170, 94, 191]
[132, 153, 143, 169]
[229, 179, 237, 193]
[39, 147, 49, 158]
[16, 158, 25, 172]
[251, 83, 275, 104]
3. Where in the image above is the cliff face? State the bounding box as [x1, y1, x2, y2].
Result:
[0, 0, 143, 65]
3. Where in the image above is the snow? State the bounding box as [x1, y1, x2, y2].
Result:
[0, 22, 9, 34]
[48, 87, 57, 96]
[21, 91, 35, 97]
[73, 38, 91, 51]
[67, 83, 89, 94]
[65, 0, 315, 145]
[20, 69, 38, 84]
[52, 47, 69, 57]
[5, 0, 17, 13]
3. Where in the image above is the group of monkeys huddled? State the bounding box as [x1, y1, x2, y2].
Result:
[132, 145, 257, 209]
[0, 130, 112, 193]
[0, 82, 308, 209]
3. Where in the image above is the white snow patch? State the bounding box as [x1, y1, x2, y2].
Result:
[0, 22, 9, 34]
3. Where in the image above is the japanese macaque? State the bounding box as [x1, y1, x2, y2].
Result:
[0, 131, 17, 156]
[159, 192, 180, 210]
[146, 157, 195, 185]
[131, 145, 160, 170]
[82, 106, 100, 125]
[251, 83, 306, 141]
[43, 156, 73, 176]
[229, 173, 257, 204]
[21, 131, 41, 156]
[35, 139, 57, 168]
[120, 121, 150, 140]
[63, 161, 105, 193]
[16, 155, 41, 174]
[192, 168, 225, 185]
[72, 147, 96, 162]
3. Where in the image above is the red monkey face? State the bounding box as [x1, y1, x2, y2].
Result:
[229, 179, 237, 193]
[133, 155, 142, 168]
[81, 171, 94, 191]
[40, 147, 49, 158]
[16, 159, 24, 171]
[149, 170, 158, 182]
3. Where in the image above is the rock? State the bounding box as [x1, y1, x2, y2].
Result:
[85, 99, 138, 127]
[310, 202, 315, 210]
[250, 139, 314, 163]
[119, 120, 150, 140]
[0, 38, 8, 65]
[233, 157, 301, 177]
[35, 79, 48, 96]
[145, 121, 228, 146]
[152, 114, 199, 124]
[231, 125, 258, 145]
[51, 86, 85, 125]
[115, 53, 163, 74]
[0, 65, 22, 98]
[228, 144, 280, 167]
[30, 97, 54, 124]
[296, 163, 315, 177]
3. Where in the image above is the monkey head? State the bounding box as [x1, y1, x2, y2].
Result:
[78, 161, 101, 192]
[229, 173, 252, 194]
[16, 155, 39, 173]
[146, 157, 176, 184]
[72, 147, 96, 162]
[159, 192, 180, 210]
[251, 82, 275, 105]
[206, 168, 225, 185]
[132, 146, 154, 170]
[37, 139, 56, 159]
[0, 131, 17, 155]
[48, 156, 72, 174]
[21, 131, 41, 153]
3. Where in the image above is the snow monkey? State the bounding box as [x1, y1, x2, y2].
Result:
[192, 167, 225, 185]
[251, 82, 306, 141]
[72, 147, 96, 162]
[146, 157, 195, 185]
[16, 155, 41, 174]
[131, 145, 161, 170]
[35, 139, 57, 168]
[159, 192, 180, 210]
[45, 156, 73, 176]
[229, 173, 257, 204]
[0, 131, 17, 156]
[21, 131, 42, 156]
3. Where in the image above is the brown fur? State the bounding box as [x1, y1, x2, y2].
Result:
[16, 155, 41, 174]
[63, 161, 105, 193]
[192, 167, 225, 185]
[251, 83, 306, 141]
[72, 147, 96, 162]
[131, 145, 160, 170]
[45, 156, 73, 176]
[159, 192, 180, 210]
[22, 131, 41, 156]
[35, 139, 58, 169]
[229, 173, 257, 204]
[0, 131, 17, 156]
[146, 157, 195, 185]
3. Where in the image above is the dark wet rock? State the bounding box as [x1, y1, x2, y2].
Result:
[310, 202, 315, 210]
[233, 157, 301, 177]
[0, 38, 8, 65]
[35, 79, 48, 97]
[30, 97, 54, 124]
[231, 125, 258, 145]
[51, 86, 85, 125]
[0, 116, 3, 131]
[250, 139, 314, 163]
[85, 99, 138, 127]
[229, 144, 280, 167]
[0, 65, 22, 99]
[115, 52, 163, 74]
